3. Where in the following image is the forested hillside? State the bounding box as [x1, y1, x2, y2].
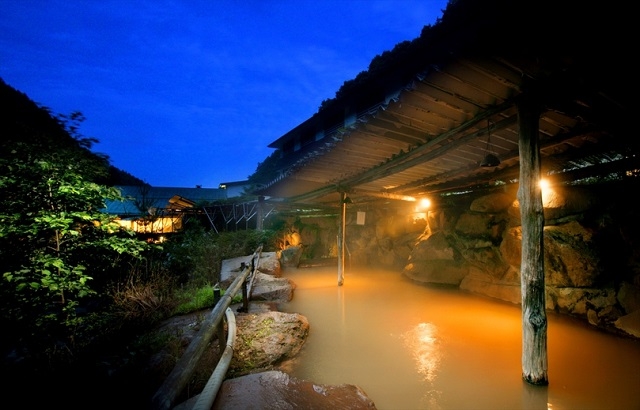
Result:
[0, 78, 146, 186]
[0, 77, 160, 405]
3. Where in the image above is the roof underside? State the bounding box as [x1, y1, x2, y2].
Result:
[259, 1, 633, 211]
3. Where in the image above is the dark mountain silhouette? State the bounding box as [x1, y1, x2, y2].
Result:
[0, 77, 147, 187]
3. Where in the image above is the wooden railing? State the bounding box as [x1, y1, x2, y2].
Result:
[151, 245, 263, 410]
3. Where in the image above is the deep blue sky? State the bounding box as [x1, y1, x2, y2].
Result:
[1, 0, 448, 188]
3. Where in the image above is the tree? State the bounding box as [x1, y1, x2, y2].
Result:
[247, 150, 281, 187]
[0, 80, 153, 357]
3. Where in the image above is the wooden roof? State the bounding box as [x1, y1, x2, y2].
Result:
[259, 0, 633, 210]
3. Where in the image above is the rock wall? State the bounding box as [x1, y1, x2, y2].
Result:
[402, 182, 640, 339]
[276, 207, 426, 269]
[273, 181, 640, 338]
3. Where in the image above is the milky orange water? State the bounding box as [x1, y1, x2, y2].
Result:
[277, 266, 640, 410]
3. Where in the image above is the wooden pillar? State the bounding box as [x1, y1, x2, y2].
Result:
[517, 89, 548, 385]
[240, 276, 249, 313]
[337, 192, 346, 286]
[256, 195, 264, 231]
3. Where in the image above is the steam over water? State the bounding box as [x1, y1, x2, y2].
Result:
[277, 266, 640, 410]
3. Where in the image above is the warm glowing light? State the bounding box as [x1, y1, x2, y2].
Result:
[375, 192, 416, 201]
[539, 179, 550, 190]
[417, 198, 431, 211]
[412, 198, 432, 223]
[539, 178, 555, 208]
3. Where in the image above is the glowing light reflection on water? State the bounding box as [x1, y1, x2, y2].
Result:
[277, 266, 640, 410]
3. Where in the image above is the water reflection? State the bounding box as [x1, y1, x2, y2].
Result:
[278, 266, 640, 410]
[521, 382, 549, 410]
[401, 322, 443, 408]
[402, 323, 440, 383]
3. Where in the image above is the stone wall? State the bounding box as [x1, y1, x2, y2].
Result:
[402, 182, 640, 339]
[275, 181, 640, 338]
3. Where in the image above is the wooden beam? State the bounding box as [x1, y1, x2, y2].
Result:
[288, 100, 515, 203]
[517, 88, 548, 385]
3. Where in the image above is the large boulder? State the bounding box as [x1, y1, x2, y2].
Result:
[501, 221, 603, 287]
[454, 211, 508, 242]
[375, 232, 417, 269]
[249, 272, 295, 302]
[257, 251, 282, 277]
[403, 259, 469, 286]
[459, 269, 521, 304]
[546, 287, 618, 318]
[210, 370, 376, 409]
[614, 310, 640, 338]
[507, 185, 600, 223]
[617, 282, 640, 314]
[280, 246, 303, 268]
[410, 231, 454, 260]
[167, 305, 315, 410]
[228, 310, 309, 378]
[469, 192, 515, 213]
[544, 222, 602, 287]
[403, 231, 468, 286]
[220, 253, 293, 301]
[220, 255, 253, 286]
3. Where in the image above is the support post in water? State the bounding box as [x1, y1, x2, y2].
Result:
[337, 191, 346, 286]
[517, 85, 548, 385]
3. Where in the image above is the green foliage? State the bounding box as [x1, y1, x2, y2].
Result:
[211, 228, 279, 255]
[0, 78, 288, 404]
[172, 286, 242, 315]
[172, 286, 217, 315]
[162, 222, 221, 287]
[247, 149, 282, 187]
[163, 222, 279, 287]
[0, 86, 155, 359]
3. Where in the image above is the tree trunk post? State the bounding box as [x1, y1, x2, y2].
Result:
[517, 88, 548, 385]
[337, 191, 346, 286]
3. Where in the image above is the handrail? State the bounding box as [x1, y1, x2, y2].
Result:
[151, 245, 263, 410]
[191, 307, 236, 410]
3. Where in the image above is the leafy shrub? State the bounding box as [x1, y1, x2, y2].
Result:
[162, 223, 279, 288]
[0, 104, 156, 362]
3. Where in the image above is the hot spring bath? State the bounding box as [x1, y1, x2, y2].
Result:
[277, 266, 640, 410]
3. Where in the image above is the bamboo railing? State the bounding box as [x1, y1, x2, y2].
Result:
[151, 245, 263, 410]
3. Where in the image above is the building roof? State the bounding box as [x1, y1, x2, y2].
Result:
[259, 0, 633, 210]
[102, 186, 228, 216]
[219, 180, 250, 188]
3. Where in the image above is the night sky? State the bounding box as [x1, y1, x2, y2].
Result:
[1, 0, 448, 187]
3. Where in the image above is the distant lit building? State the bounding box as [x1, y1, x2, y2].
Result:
[102, 185, 227, 238]
[218, 180, 252, 198]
